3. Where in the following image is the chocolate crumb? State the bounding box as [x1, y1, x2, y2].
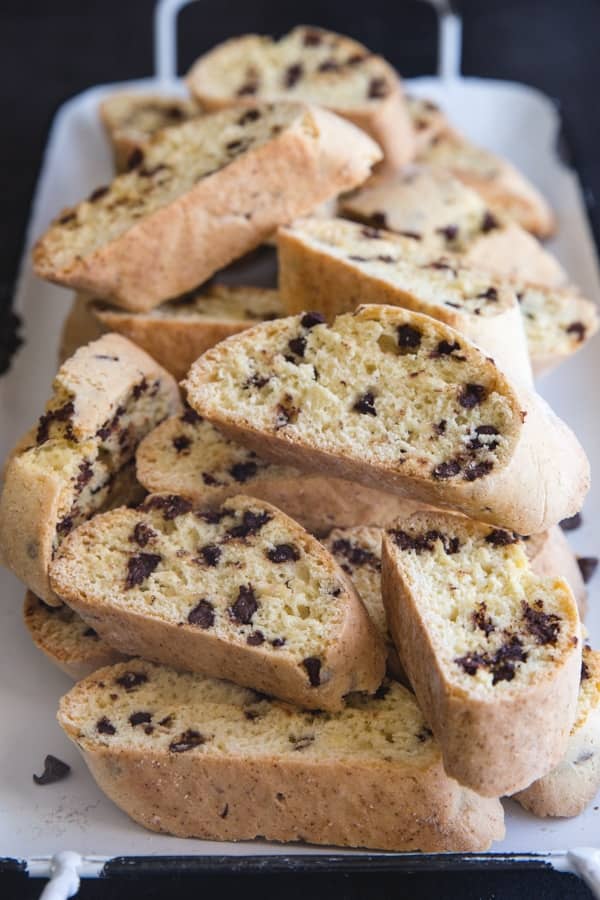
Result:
[247, 630, 265, 646]
[433, 419, 447, 435]
[125, 552, 161, 589]
[523, 600, 561, 645]
[141, 495, 192, 520]
[116, 671, 148, 691]
[129, 711, 152, 727]
[199, 544, 222, 567]
[485, 529, 518, 546]
[472, 602, 495, 637]
[172, 435, 191, 453]
[129, 522, 157, 548]
[353, 391, 377, 416]
[458, 383, 487, 409]
[582, 659, 591, 681]
[397, 324, 422, 352]
[432, 459, 461, 480]
[229, 461, 258, 483]
[463, 460, 494, 481]
[226, 509, 271, 539]
[96, 716, 116, 735]
[33, 755, 71, 785]
[188, 599, 215, 629]
[303, 657, 322, 687]
[169, 730, 205, 753]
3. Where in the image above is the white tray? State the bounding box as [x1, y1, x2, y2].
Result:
[2, 2, 600, 895]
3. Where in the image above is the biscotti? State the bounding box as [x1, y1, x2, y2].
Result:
[278, 217, 597, 378]
[526, 527, 587, 618]
[186, 26, 415, 171]
[33, 103, 381, 312]
[183, 305, 589, 534]
[23, 591, 126, 680]
[418, 127, 556, 238]
[92, 285, 284, 380]
[136, 411, 428, 536]
[513, 647, 600, 817]
[278, 217, 532, 384]
[49, 494, 386, 711]
[381, 511, 582, 796]
[0, 334, 180, 604]
[58, 659, 505, 850]
[100, 93, 203, 172]
[340, 168, 567, 286]
[406, 96, 448, 154]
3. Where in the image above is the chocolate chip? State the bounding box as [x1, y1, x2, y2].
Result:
[88, 185, 109, 202]
[244, 372, 271, 389]
[181, 407, 202, 425]
[74, 460, 93, 492]
[286, 336, 307, 359]
[302, 657, 321, 687]
[458, 383, 487, 409]
[188, 599, 215, 629]
[578, 557, 598, 583]
[374, 683, 390, 700]
[347, 53, 367, 65]
[141, 495, 192, 520]
[433, 420, 447, 435]
[159, 715, 173, 728]
[332, 538, 380, 569]
[236, 82, 258, 96]
[83, 627, 98, 638]
[397, 324, 422, 352]
[303, 28, 322, 45]
[361, 226, 382, 239]
[244, 709, 260, 721]
[198, 508, 228, 524]
[199, 544, 222, 567]
[478, 287, 498, 301]
[172, 435, 191, 453]
[481, 211, 500, 232]
[417, 727, 433, 743]
[267, 543, 301, 563]
[58, 211, 76, 225]
[129, 711, 152, 727]
[485, 529, 518, 546]
[582, 659, 591, 681]
[290, 734, 314, 751]
[116, 671, 148, 690]
[436, 225, 458, 242]
[247, 630, 265, 646]
[388, 528, 459, 555]
[169, 730, 205, 753]
[226, 509, 272, 539]
[33, 755, 71, 785]
[472, 602, 495, 637]
[353, 391, 377, 416]
[36, 400, 75, 444]
[432, 340, 463, 358]
[300, 311, 325, 329]
[522, 600, 561, 645]
[455, 651, 487, 676]
[463, 460, 494, 481]
[96, 716, 116, 735]
[139, 164, 169, 178]
[560, 513, 582, 531]
[229, 461, 258, 483]
[275, 399, 299, 428]
[202, 473, 220, 486]
[432, 459, 461, 480]
[377, 254, 395, 263]
[468, 424, 500, 451]
[129, 522, 157, 548]
[567, 321, 587, 342]
[226, 138, 246, 152]
[368, 212, 388, 229]
[271, 637, 286, 648]
[456, 636, 527, 684]
[126, 147, 144, 170]
[125, 552, 161, 589]
[368, 77, 389, 98]
[56, 515, 74, 537]
[284, 62, 304, 88]
[230, 584, 258, 624]
[318, 59, 339, 71]
[348, 254, 368, 262]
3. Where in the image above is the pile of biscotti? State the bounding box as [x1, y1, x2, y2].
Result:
[2, 26, 599, 853]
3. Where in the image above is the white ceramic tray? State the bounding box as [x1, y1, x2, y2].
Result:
[2, 2, 600, 896]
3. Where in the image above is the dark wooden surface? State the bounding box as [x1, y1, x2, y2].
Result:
[0, 1, 598, 896]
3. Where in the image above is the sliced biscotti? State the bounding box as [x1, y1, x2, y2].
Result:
[0, 334, 180, 605]
[33, 103, 381, 312]
[340, 168, 567, 286]
[278, 217, 532, 384]
[184, 306, 589, 534]
[418, 127, 556, 238]
[23, 591, 126, 680]
[58, 659, 505, 850]
[92, 285, 284, 380]
[100, 93, 203, 172]
[382, 511, 582, 796]
[186, 26, 415, 171]
[136, 411, 429, 536]
[49, 494, 385, 711]
[514, 647, 600, 816]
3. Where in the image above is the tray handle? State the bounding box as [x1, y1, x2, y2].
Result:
[153, 0, 463, 83]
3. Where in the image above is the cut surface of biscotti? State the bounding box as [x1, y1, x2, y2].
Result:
[0, 334, 180, 604]
[33, 102, 381, 312]
[382, 511, 582, 796]
[513, 647, 600, 817]
[186, 26, 415, 171]
[340, 167, 567, 287]
[58, 659, 505, 850]
[136, 411, 428, 536]
[23, 591, 126, 680]
[50, 494, 385, 711]
[526, 527, 587, 618]
[183, 305, 589, 534]
[418, 126, 555, 238]
[278, 216, 532, 384]
[100, 93, 203, 172]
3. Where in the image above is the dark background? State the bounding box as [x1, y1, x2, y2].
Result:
[1, 0, 598, 896]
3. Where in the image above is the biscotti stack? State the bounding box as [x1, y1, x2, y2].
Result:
[3, 24, 599, 855]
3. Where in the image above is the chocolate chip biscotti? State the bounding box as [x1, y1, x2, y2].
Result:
[33, 102, 381, 312]
[186, 26, 415, 171]
[58, 659, 505, 850]
[382, 511, 582, 796]
[183, 306, 589, 534]
[513, 647, 600, 817]
[50, 494, 385, 711]
[278, 217, 532, 385]
[136, 411, 427, 536]
[23, 591, 126, 680]
[0, 334, 180, 604]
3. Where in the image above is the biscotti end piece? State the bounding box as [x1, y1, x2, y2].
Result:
[33, 102, 381, 312]
[277, 216, 533, 385]
[58, 659, 505, 850]
[23, 591, 126, 680]
[100, 93, 203, 172]
[92, 285, 284, 381]
[186, 26, 415, 170]
[513, 647, 600, 817]
[382, 510, 582, 797]
[49, 493, 386, 711]
[0, 334, 180, 604]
